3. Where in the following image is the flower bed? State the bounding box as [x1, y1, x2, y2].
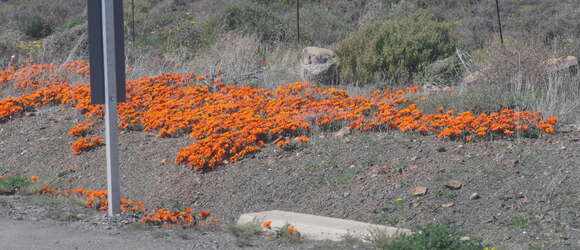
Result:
[0, 61, 557, 170]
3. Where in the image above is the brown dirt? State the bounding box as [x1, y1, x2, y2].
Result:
[2, 105, 580, 249]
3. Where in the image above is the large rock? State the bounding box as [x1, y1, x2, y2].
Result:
[544, 56, 578, 75]
[300, 47, 340, 85]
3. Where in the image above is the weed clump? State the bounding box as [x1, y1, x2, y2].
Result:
[0, 175, 35, 195]
[372, 223, 485, 250]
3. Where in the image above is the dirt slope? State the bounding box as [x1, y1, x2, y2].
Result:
[1, 105, 580, 249]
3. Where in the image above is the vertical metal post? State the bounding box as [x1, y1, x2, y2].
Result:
[101, 0, 121, 216]
[88, 0, 105, 105]
[131, 0, 135, 43]
[296, 0, 300, 44]
[495, 0, 504, 45]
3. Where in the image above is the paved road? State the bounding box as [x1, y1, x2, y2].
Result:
[0, 218, 222, 250]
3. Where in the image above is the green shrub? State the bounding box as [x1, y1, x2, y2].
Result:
[0, 175, 33, 194]
[336, 13, 456, 85]
[376, 223, 484, 250]
[17, 16, 52, 38]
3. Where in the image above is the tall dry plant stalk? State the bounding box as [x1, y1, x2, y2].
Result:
[457, 36, 580, 123]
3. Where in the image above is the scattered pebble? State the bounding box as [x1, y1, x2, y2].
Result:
[469, 193, 480, 200]
[445, 180, 462, 190]
[411, 186, 428, 196]
[441, 202, 454, 208]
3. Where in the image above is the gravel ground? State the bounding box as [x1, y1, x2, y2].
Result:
[0, 195, 334, 250]
[1, 105, 580, 249]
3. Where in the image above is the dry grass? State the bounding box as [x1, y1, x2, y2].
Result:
[419, 36, 580, 123]
[125, 32, 302, 90]
[226, 221, 262, 247]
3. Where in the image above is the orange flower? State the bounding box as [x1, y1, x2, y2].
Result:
[262, 220, 272, 229]
[295, 136, 310, 143]
[210, 218, 220, 223]
[275, 140, 289, 148]
[198, 210, 211, 218]
[287, 225, 298, 233]
[70, 137, 104, 155]
[30, 176, 39, 182]
[67, 168, 74, 172]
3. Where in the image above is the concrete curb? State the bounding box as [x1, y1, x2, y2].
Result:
[237, 210, 412, 242]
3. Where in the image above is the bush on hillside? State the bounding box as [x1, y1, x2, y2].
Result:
[336, 13, 456, 85]
[17, 16, 52, 39]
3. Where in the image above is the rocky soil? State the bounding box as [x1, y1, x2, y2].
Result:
[1, 105, 580, 249]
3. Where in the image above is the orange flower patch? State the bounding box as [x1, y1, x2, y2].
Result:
[41, 185, 216, 227]
[41, 186, 142, 212]
[70, 137, 104, 155]
[141, 208, 195, 227]
[1, 61, 558, 171]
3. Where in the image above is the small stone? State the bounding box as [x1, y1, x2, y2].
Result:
[334, 127, 351, 138]
[469, 193, 480, 200]
[459, 236, 471, 241]
[343, 192, 350, 198]
[442, 202, 454, 208]
[411, 186, 428, 196]
[510, 160, 519, 166]
[445, 180, 463, 190]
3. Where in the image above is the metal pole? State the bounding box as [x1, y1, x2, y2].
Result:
[131, 0, 135, 43]
[296, 0, 300, 44]
[101, 0, 121, 216]
[495, 0, 504, 45]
